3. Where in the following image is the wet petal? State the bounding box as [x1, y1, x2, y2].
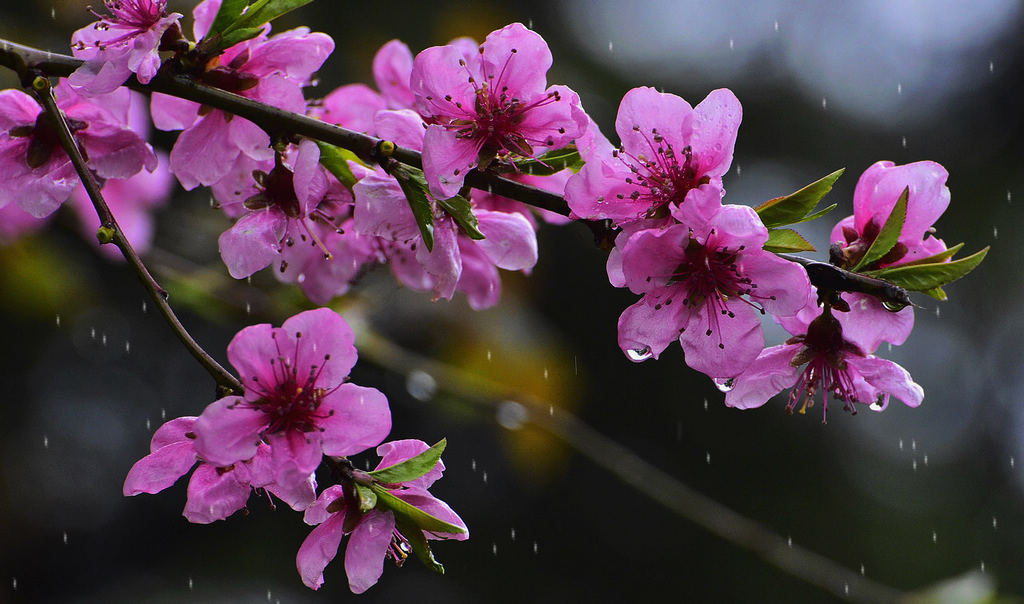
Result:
[319, 384, 392, 457]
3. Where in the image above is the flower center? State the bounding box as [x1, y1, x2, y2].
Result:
[98, 0, 165, 29]
[245, 331, 337, 434]
[613, 128, 710, 219]
[785, 308, 865, 422]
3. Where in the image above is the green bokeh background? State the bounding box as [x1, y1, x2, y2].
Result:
[1, 1, 1021, 602]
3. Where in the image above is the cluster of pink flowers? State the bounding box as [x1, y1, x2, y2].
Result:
[0, 0, 982, 592]
[124, 308, 466, 592]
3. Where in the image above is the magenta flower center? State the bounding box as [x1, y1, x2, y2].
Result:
[614, 128, 710, 218]
[244, 331, 337, 434]
[785, 310, 866, 422]
[93, 0, 165, 29]
[664, 234, 772, 347]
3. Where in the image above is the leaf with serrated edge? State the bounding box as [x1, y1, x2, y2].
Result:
[436, 196, 485, 240]
[764, 228, 816, 253]
[755, 168, 844, 229]
[788, 203, 838, 226]
[370, 483, 467, 534]
[853, 187, 908, 271]
[368, 439, 446, 484]
[869, 246, 989, 291]
[866, 242, 964, 272]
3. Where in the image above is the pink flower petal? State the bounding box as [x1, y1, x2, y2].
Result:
[479, 23, 552, 98]
[680, 301, 764, 378]
[123, 441, 197, 495]
[297, 512, 347, 590]
[150, 416, 197, 452]
[193, 396, 268, 467]
[614, 87, 692, 160]
[183, 463, 251, 524]
[851, 355, 924, 409]
[376, 439, 445, 490]
[218, 208, 287, 278]
[395, 489, 469, 540]
[322, 84, 387, 133]
[687, 88, 742, 178]
[421, 124, 478, 199]
[318, 384, 392, 458]
[345, 510, 395, 594]
[723, 344, 801, 409]
[373, 39, 415, 109]
[617, 298, 684, 362]
[473, 209, 538, 271]
[280, 307, 358, 385]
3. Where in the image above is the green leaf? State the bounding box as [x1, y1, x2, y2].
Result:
[219, 26, 266, 50]
[315, 141, 365, 189]
[436, 196, 486, 240]
[763, 228, 816, 253]
[921, 286, 947, 301]
[790, 203, 837, 226]
[222, 0, 314, 38]
[868, 246, 989, 292]
[513, 146, 584, 176]
[206, 0, 250, 40]
[392, 165, 435, 252]
[368, 439, 447, 484]
[754, 168, 844, 229]
[354, 483, 377, 512]
[370, 483, 467, 535]
[853, 187, 908, 271]
[870, 242, 964, 270]
[394, 515, 445, 574]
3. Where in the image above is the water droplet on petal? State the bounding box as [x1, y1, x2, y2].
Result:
[626, 347, 652, 362]
[406, 370, 438, 401]
[714, 378, 735, 393]
[496, 400, 528, 430]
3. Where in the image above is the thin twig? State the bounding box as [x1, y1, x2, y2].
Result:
[30, 75, 243, 396]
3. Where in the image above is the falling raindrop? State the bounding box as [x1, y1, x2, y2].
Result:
[992, 516, 998, 529]
[821, 97, 827, 110]
[496, 401, 528, 430]
[932, 530, 937, 544]
[102, 333, 107, 346]
[911, 439, 916, 452]
[844, 583, 849, 596]
[989, 60, 994, 73]
[142, 300, 147, 313]
[471, 459, 477, 471]
[267, 589, 272, 602]
[491, 543, 498, 556]
[705, 451, 711, 465]
[543, 367, 549, 380]
[993, 226, 998, 239]
[90, 327, 96, 340]
[703, 398, 708, 411]
[735, 164, 742, 176]
[125, 341, 131, 354]
[1010, 456, 1015, 469]
[532, 541, 539, 554]
[486, 349, 492, 362]
[899, 438, 904, 451]
[787, 535, 792, 548]
[146, 418, 151, 431]
[527, 18, 533, 28]
[12, 577, 16, 590]
[548, 405, 554, 416]
[43, 435, 49, 448]
[406, 370, 438, 401]
[729, 38, 734, 50]
[482, 471, 488, 484]
[608, 41, 613, 53]
[573, 355, 578, 375]
[923, 454, 928, 466]
[55, 314, 61, 327]
[935, 306, 941, 318]
[773, 20, 779, 31]
[50, 6, 55, 19]
[245, 302, 251, 315]
[901, 136, 907, 149]
[1007, 190, 1012, 203]
[161, 408, 167, 420]
[62, 531, 68, 545]
[897, 82, 902, 95]
[980, 560, 985, 572]
[860, 563, 865, 576]
[912, 459, 917, 471]
[510, 528, 516, 542]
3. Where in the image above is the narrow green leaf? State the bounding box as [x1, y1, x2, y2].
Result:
[392, 165, 434, 252]
[921, 286, 947, 301]
[436, 196, 486, 240]
[222, 0, 313, 38]
[219, 26, 266, 50]
[368, 439, 447, 485]
[513, 146, 584, 176]
[867, 242, 964, 270]
[868, 246, 989, 292]
[206, 0, 249, 40]
[394, 515, 445, 574]
[853, 187, 908, 271]
[754, 168, 844, 229]
[789, 203, 838, 226]
[370, 483, 467, 535]
[315, 141, 365, 189]
[354, 483, 377, 512]
[763, 228, 816, 253]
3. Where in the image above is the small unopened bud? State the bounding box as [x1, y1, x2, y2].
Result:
[96, 225, 116, 244]
[377, 140, 396, 157]
[31, 76, 50, 91]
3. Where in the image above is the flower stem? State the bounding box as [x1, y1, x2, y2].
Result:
[30, 74, 243, 397]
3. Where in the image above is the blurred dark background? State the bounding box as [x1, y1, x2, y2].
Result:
[1, 0, 1022, 602]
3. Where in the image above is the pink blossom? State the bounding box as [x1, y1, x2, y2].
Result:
[564, 87, 741, 227]
[151, 0, 334, 189]
[69, 0, 183, 96]
[123, 416, 317, 523]
[617, 202, 810, 377]
[411, 22, 588, 198]
[0, 83, 156, 218]
[723, 304, 923, 422]
[297, 439, 468, 592]
[830, 160, 951, 269]
[216, 139, 336, 279]
[372, 39, 415, 110]
[193, 309, 391, 497]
